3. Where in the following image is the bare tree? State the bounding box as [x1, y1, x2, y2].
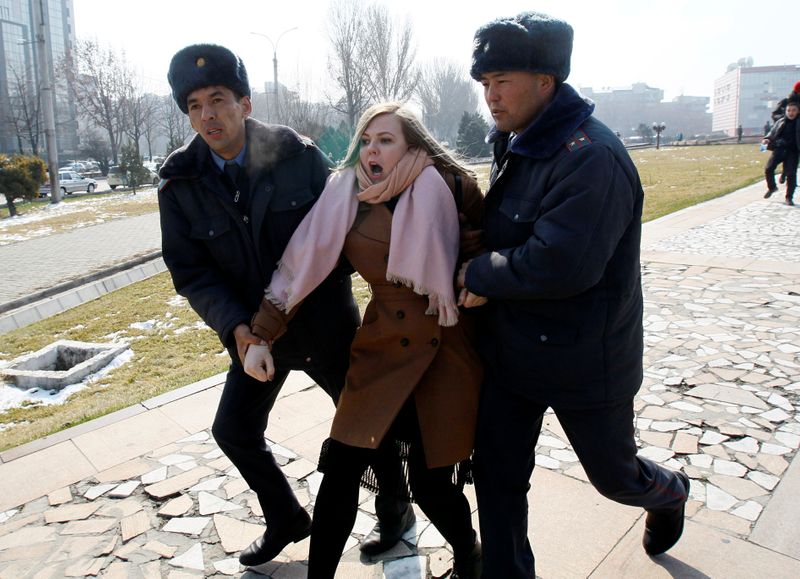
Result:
[140, 93, 161, 161]
[416, 58, 479, 146]
[64, 40, 132, 165]
[5, 65, 42, 155]
[361, 5, 418, 103]
[282, 93, 332, 142]
[326, 0, 370, 131]
[120, 77, 158, 163]
[158, 96, 192, 156]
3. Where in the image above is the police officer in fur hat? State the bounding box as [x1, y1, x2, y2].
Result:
[456, 12, 690, 577]
[158, 44, 407, 568]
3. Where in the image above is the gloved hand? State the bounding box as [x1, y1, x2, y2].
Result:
[244, 343, 275, 382]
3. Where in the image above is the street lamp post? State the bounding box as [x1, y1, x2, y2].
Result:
[31, 0, 60, 203]
[250, 27, 298, 123]
[652, 122, 666, 150]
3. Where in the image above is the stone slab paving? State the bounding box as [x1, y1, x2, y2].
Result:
[0, 185, 800, 577]
[0, 213, 162, 304]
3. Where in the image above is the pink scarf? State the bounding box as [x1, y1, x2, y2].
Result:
[266, 150, 460, 326]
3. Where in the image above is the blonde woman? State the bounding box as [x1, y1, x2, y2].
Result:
[245, 102, 484, 578]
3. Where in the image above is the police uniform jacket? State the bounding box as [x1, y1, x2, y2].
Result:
[464, 83, 645, 408]
[158, 118, 359, 369]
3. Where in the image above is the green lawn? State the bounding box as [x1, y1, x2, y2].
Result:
[0, 144, 766, 451]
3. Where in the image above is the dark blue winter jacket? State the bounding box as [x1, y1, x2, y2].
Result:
[465, 83, 644, 408]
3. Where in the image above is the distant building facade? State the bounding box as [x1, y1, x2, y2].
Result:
[580, 83, 711, 141]
[0, 0, 79, 157]
[713, 60, 800, 137]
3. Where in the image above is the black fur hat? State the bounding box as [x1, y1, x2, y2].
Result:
[168, 44, 250, 113]
[470, 12, 573, 82]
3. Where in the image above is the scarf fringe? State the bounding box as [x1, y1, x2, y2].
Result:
[264, 260, 293, 314]
[386, 273, 459, 327]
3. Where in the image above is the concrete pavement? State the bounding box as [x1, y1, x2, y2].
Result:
[1, 181, 800, 577]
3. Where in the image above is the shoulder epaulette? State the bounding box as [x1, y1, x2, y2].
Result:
[565, 129, 592, 152]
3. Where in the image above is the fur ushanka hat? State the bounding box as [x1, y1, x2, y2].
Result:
[168, 44, 250, 113]
[470, 11, 573, 82]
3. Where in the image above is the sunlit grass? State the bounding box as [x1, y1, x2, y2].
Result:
[0, 274, 227, 450]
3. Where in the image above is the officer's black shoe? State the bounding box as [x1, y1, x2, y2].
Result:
[764, 189, 777, 198]
[451, 535, 482, 579]
[643, 471, 690, 556]
[359, 503, 416, 555]
[786, 196, 795, 206]
[239, 508, 312, 567]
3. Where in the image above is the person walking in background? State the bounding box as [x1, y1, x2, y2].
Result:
[244, 102, 485, 579]
[763, 97, 799, 205]
[457, 12, 690, 578]
[157, 44, 406, 568]
[737, 124, 743, 143]
[771, 81, 800, 122]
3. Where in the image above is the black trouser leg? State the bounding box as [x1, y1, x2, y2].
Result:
[473, 378, 543, 579]
[765, 150, 785, 192]
[211, 365, 300, 530]
[555, 400, 688, 511]
[784, 152, 798, 200]
[308, 440, 371, 579]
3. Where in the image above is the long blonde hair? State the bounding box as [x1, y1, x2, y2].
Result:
[340, 102, 474, 180]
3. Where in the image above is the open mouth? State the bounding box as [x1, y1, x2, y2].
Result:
[368, 162, 384, 180]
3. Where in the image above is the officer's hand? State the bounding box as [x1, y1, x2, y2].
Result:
[233, 323, 262, 366]
[458, 288, 488, 308]
[244, 344, 274, 382]
[456, 259, 472, 289]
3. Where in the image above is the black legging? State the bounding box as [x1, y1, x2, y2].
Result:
[308, 399, 475, 579]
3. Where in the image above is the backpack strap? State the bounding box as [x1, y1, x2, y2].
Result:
[453, 173, 463, 212]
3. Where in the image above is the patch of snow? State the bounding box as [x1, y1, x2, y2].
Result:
[0, 348, 133, 414]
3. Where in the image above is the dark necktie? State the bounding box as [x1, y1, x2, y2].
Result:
[223, 161, 248, 211]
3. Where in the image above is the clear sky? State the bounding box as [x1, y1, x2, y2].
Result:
[72, 0, 798, 109]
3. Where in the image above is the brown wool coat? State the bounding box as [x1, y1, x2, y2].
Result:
[254, 171, 484, 468]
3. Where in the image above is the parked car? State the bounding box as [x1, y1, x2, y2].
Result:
[39, 171, 97, 197]
[59, 162, 87, 174]
[107, 165, 160, 190]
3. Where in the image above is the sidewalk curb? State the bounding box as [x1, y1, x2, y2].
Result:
[0, 254, 166, 335]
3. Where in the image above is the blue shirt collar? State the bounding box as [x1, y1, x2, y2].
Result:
[210, 143, 247, 172]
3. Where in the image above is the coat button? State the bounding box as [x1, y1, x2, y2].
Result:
[243, 216, 250, 223]
[208, 229, 214, 236]
[290, 200, 297, 206]
[305, 356, 312, 363]
[396, 310, 405, 319]
[514, 213, 520, 220]
[400, 338, 409, 347]
[540, 334, 548, 342]
[265, 185, 273, 193]
[430, 338, 439, 347]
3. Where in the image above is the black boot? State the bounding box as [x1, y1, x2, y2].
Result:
[643, 471, 690, 556]
[359, 503, 416, 555]
[786, 195, 795, 206]
[239, 508, 312, 567]
[451, 534, 482, 579]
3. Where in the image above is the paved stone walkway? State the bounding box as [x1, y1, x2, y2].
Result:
[1, 183, 800, 577]
[0, 213, 161, 304]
